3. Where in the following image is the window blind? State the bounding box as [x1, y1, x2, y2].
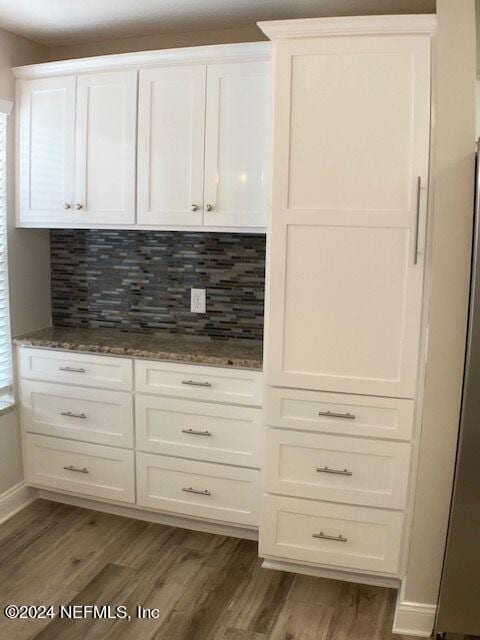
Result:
[0, 112, 12, 392]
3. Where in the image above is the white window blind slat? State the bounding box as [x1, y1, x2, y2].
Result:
[0, 113, 12, 392]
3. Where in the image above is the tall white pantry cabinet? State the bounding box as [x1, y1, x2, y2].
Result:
[259, 15, 436, 584]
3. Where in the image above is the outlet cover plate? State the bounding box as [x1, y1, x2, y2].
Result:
[191, 288, 206, 314]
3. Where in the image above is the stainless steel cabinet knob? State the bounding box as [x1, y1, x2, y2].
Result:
[206, 204, 213, 212]
[191, 204, 199, 212]
[64, 203, 71, 210]
[75, 203, 83, 211]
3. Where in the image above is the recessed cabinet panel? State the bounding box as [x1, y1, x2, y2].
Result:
[265, 428, 411, 509]
[137, 452, 260, 526]
[136, 395, 262, 467]
[269, 223, 422, 396]
[18, 347, 133, 391]
[289, 50, 415, 212]
[21, 380, 134, 448]
[135, 360, 263, 407]
[74, 70, 137, 224]
[274, 36, 430, 217]
[260, 494, 403, 575]
[204, 62, 269, 228]
[24, 433, 135, 503]
[137, 65, 206, 226]
[267, 388, 415, 441]
[17, 76, 76, 224]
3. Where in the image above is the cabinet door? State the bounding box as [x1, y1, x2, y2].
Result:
[74, 70, 137, 224]
[137, 65, 205, 226]
[17, 76, 76, 225]
[266, 36, 431, 398]
[204, 61, 269, 228]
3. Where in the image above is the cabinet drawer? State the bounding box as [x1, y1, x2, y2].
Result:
[135, 360, 263, 407]
[20, 380, 134, 448]
[267, 388, 414, 441]
[260, 495, 403, 575]
[24, 434, 135, 503]
[136, 395, 261, 467]
[266, 429, 411, 509]
[137, 452, 260, 526]
[18, 347, 133, 391]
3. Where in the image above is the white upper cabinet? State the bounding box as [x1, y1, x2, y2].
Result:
[203, 61, 269, 228]
[137, 57, 269, 230]
[17, 70, 137, 227]
[137, 65, 206, 226]
[17, 76, 76, 225]
[264, 32, 432, 398]
[15, 44, 269, 230]
[74, 70, 137, 224]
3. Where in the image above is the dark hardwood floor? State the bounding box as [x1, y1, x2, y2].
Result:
[0, 499, 420, 640]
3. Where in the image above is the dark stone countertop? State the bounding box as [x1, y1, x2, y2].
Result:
[14, 327, 263, 371]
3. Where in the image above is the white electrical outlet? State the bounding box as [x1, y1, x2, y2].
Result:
[191, 288, 206, 314]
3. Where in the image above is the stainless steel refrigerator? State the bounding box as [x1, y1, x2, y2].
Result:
[435, 148, 480, 639]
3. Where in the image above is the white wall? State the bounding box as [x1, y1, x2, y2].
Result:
[0, 409, 23, 494]
[0, 28, 49, 498]
[402, 0, 476, 609]
[0, 28, 52, 337]
[48, 26, 265, 60]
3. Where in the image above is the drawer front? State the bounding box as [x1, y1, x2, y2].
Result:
[267, 388, 414, 441]
[24, 434, 135, 503]
[135, 360, 263, 407]
[260, 495, 403, 575]
[136, 395, 261, 467]
[266, 429, 411, 509]
[20, 380, 134, 448]
[19, 347, 133, 391]
[137, 452, 260, 526]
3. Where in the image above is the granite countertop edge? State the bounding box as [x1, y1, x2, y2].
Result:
[13, 332, 264, 371]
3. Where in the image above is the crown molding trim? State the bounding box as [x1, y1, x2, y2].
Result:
[258, 15, 437, 40]
[13, 41, 271, 79]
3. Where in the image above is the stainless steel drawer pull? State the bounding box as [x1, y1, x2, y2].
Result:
[318, 410, 356, 420]
[182, 428, 212, 437]
[59, 366, 86, 374]
[182, 486, 211, 496]
[316, 466, 353, 476]
[312, 531, 348, 543]
[181, 380, 212, 388]
[63, 465, 89, 474]
[61, 411, 87, 419]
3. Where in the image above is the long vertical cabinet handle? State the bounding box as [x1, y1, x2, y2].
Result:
[414, 176, 422, 265]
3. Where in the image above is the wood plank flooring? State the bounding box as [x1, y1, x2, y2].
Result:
[0, 499, 420, 640]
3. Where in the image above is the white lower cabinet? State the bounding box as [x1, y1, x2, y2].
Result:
[18, 347, 133, 390]
[266, 428, 411, 509]
[136, 394, 261, 467]
[262, 388, 414, 578]
[18, 346, 262, 532]
[21, 380, 134, 448]
[260, 495, 404, 575]
[137, 452, 260, 526]
[24, 433, 135, 503]
[267, 387, 415, 442]
[135, 359, 263, 407]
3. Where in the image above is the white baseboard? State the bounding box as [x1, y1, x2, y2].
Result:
[0, 482, 36, 525]
[393, 582, 437, 637]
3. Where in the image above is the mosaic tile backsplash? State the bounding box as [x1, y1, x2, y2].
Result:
[50, 230, 266, 342]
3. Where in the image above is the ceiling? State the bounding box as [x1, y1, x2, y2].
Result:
[0, 0, 436, 47]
